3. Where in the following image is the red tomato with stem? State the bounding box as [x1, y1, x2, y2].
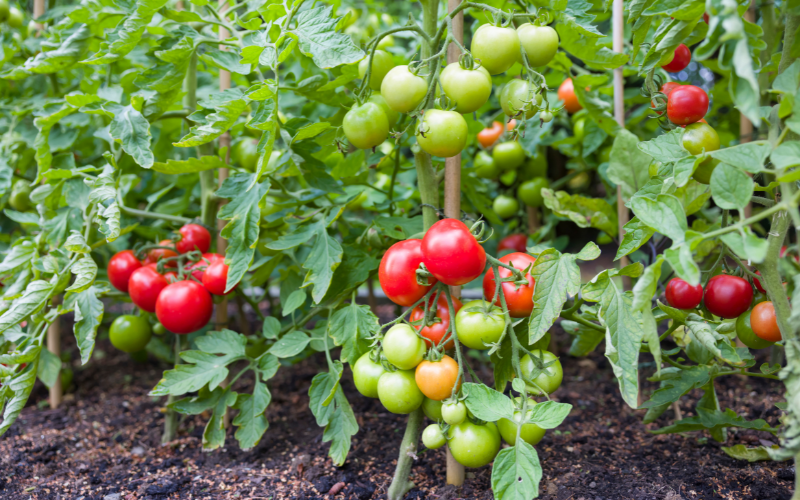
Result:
[409, 295, 462, 349]
[421, 219, 487, 286]
[176, 224, 211, 254]
[156, 281, 213, 334]
[558, 78, 582, 114]
[203, 260, 235, 295]
[482, 252, 536, 318]
[665, 278, 703, 310]
[187, 253, 224, 281]
[415, 355, 461, 401]
[477, 121, 504, 149]
[667, 85, 708, 126]
[661, 82, 681, 96]
[498, 234, 528, 253]
[379, 239, 437, 307]
[108, 250, 142, 293]
[128, 264, 172, 313]
[145, 239, 178, 267]
[704, 274, 753, 319]
[750, 301, 781, 342]
[661, 44, 691, 72]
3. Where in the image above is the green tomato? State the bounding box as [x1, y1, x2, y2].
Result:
[597, 145, 612, 164]
[517, 24, 559, 67]
[494, 195, 519, 219]
[540, 110, 553, 122]
[7, 6, 22, 28]
[492, 141, 526, 171]
[232, 138, 259, 171]
[519, 350, 563, 395]
[499, 169, 517, 187]
[416, 109, 468, 158]
[109, 315, 152, 353]
[422, 424, 446, 449]
[381, 65, 428, 113]
[683, 122, 720, 184]
[0, 0, 9, 22]
[574, 118, 586, 143]
[8, 179, 32, 212]
[352, 352, 387, 398]
[470, 24, 520, 75]
[343, 102, 389, 149]
[454, 300, 506, 350]
[474, 151, 499, 179]
[517, 178, 549, 208]
[339, 7, 359, 29]
[499, 80, 541, 119]
[447, 420, 501, 468]
[692, 158, 719, 185]
[520, 153, 547, 179]
[377, 369, 424, 414]
[736, 310, 774, 350]
[422, 397, 443, 421]
[382, 323, 426, 370]
[442, 400, 467, 425]
[496, 398, 546, 446]
[153, 322, 167, 335]
[440, 62, 492, 114]
[358, 49, 395, 91]
[367, 93, 399, 128]
[377, 35, 394, 50]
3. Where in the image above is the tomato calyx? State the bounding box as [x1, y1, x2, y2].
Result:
[486, 254, 529, 287]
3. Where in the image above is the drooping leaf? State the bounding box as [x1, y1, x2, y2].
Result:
[329, 303, 380, 364]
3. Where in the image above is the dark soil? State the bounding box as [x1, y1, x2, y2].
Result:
[0, 319, 793, 500]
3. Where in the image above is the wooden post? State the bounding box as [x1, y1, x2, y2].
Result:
[527, 206, 539, 236]
[445, 0, 466, 488]
[47, 313, 62, 409]
[33, 0, 45, 30]
[612, 0, 629, 275]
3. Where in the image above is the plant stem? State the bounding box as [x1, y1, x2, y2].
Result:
[386, 407, 424, 500]
[162, 335, 181, 444]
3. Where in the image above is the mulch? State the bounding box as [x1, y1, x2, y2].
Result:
[0, 320, 794, 500]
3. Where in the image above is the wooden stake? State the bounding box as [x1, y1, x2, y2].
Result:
[47, 312, 62, 409]
[612, 0, 629, 277]
[527, 205, 539, 235]
[445, 0, 466, 488]
[33, 0, 45, 30]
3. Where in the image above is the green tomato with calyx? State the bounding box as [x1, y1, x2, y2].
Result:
[493, 195, 519, 219]
[519, 350, 563, 395]
[454, 300, 506, 350]
[499, 80, 541, 119]
[440, 62, 492, 114]
[381, 65, 428, 113]
[358, 49, 395, 91]
[343, 102, 389, 150]
[416, 109, 468, 158]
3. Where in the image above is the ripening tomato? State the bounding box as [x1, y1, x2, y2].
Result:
[109, 315, 152, 353]
[704, 274, 754, 319]
[440, 62, 492, 114]
[108, 250, 142, 293]
[703, 12, 709, 23]
[682, 122, 720, 156]
[422, 424, 446, 449]
[381, 65, 428, 113]
[383, 324, 426, 370]
[203, 260, 234, 295]
[155, 280, 213, 334]
[421, 218, 487, 286]
[753, 271, 767, 294]
[128, 264, 172, 313]
[519, 350, 563, 395]
[377, 369, 424, 414]
[409, 295, 463, 349]
[477, 121, 504, 149]
[470, 24, 520, 75]
[442, 400, 467, 425]
[665, 277, 703, 310]
[379, 239, 437, 307]
[454, 300, 506, 350]
[416, 109, 468, 158]
[558, 78, 582, 113]
[736, 310, 774, 349]
[500, 80, 541, 119]
[343, 102, 389, 150]
[498, 234, 528, 253]
[352, 352, 387, 398]
[176, 224, 211, 254]
[751, 301, 781, 342]
[145, 240, 178, 267]
[662, 44, 691, 72]
[497, 398, 546, 446]
[667, 85, 708, 125]
[482, 252, 536, 317]
[447, 420, 501, 468]
[517, 24, 559, 67]
[358, 49, 395, 90]
[415, 355, 460, 401]
[518, 178, 549, 208]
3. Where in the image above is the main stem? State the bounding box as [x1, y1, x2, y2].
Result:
[162, 335, 181, 444]
[387, 2, 439, 499]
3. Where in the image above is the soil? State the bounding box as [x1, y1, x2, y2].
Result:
[0, 317, 794, 500]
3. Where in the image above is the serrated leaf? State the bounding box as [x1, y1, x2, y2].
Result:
[151, 155, 229, 174]
[301, 224, 343, 303]
[67, 256, 97, 293]
[615, 217, 656, 261]
[638, 129, 688, 163]
[233, 379, 271, 450]
[82, 0, 171, 64]
[289, 5, 365, 69]
[607, 130, 652, 200]
[0, 240, 37, 274]
[72, 287, 104, 364]
[526, 400, 573, 429]
[491, 441, 542, 500]
[329, 303, 380, 364]
[630, 194, 687, 244]
[651, 407, 776, 435]
[710, 163, 753, 210]
[0, 280, 54, 333]
[462, 382, 515, 422]
[109, 105, 154, 168]
[37, 347, 61, 390]
[528, 249, 581, 345]
[541, 189, 618, 236]
[174, 89, 249, 147]
[269, 331, 310, 358]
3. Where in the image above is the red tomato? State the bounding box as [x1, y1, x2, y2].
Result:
[703, 12, 709, 23]
[477, 121, 504, 149]
[421, 219, 487, 286]
[498, 234, 528, 253]
[409, 295, 463, 349]
[128, 264, 171, 313]
[753, 271, 766, 294]
[661, 82, 681, 96]
[379, 239, 437, 307]
[665, 278, 703, 310]
[558, 78, 582, 114]
[176, 224, 212, 254]
[155, 281, 213, 334]
[187, 253, 224, 281]
[704, 274, 753, 319]
[750, 301, 781, 342]
[667, 85, 708, 126]
[108, 250, 142, 293]
[203, 260, 235, 295]
[482, 252, 536, 318]
[661, 44, 691, 72]
[780, 246, 800, 262]
[145, 240, 178, 267]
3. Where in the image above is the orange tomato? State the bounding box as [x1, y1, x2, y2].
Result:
[751, 302, 782, 342]
[558, 78, 582, 114]
[506, 119, 517, 131]
[415, 355, 461, 401]
[477, 121, 504, 149]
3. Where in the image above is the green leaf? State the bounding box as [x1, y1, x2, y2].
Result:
[109, 105, 153, 169]
[527, 400, 573, 429]
[541, 189, 618, 236]
[641, 365, 710, 408]
[709, 142, 770, 173]
[322, 389, 359, 466]
[615, 217, 656, 261]
[491, 441, 542, 500]
[632, 256, 664, 312]
[67, 255, 97, 293]
[373, 216, 424, 240]
[64, 231, 90, 253]
[556, 0, 603, 37]
[651, 407, 776, 435]
[71, 287, 104, 365]
[203, 389, 237, 450]
[685, 314, 746, 366]
[150, 341, 241, 397]
[556, 25, 627, 70]
[0, 280, 54, 333]
[772, 142, 800, 171]
[0, 240, 37, 274]
[37, 347, 61, 390]
[309, 368, 342, 426]
[262, 316, 281, 340]
[33, 104, 76, 181]
[527, 248, 583, 345]
[23, 25, 93, 75]
[462, 382, 515, 422]
[672, 155, 703, 187]
[302, 224, 343, 303]
[289, 5, 365, 69]
[151, 155, 228, 175]
[722, 444, 781, 462]
[174, 89, 249, 147]
[281, 290, 306, 316]
[664, 244, 700, 285]
[269, 331, 311, 358]
[329, 303, 380, 364]
[196, 329, 247, 356]
[0, 365, 38, 436]
[638, 129, 688, 163]
[82, 0, 171, 64]
[563, 319, 605, 357]
[607, 130, 652, 200]
[233, 379, 271, 450]
[630, 194, 687, 244]
[200, 47, 252, 75]
[710, 164, 753, 210]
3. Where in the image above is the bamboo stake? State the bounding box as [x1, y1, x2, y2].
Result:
[612, 0, 629, 279]
[33, 0, 45, 31]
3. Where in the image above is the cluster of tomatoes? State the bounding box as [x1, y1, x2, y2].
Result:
[665, 265, 785, 349]
[352, 218, 563, 467]
[344, 20, 561, 158]
[0, 0, 24, 31]
[106, 224, 233, 352]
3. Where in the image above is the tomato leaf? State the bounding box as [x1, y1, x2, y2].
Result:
[83, 0, 171, 64]
[462, 382, 515, 422]
[269, 331, 311, 358]
[233, 379, 272, 450]
[0, 240, 37, 274]
[638, 129, 688, 163]
[722, 444, 782, 462]
[0, 364, 38, 436]
[151, 155, 228, 175]
[630, 194, 688, 244]
[329, 303, 380, 364]
[651, 407, 777, 435]
[301, 224, 343, 303]
[607, 130, 652, 200]
[709, 163, 753, 210]
[526, 401, 572, 429]
[562, 319, 604, 357]
[0, 280, 54, 334]
[36, 347, 61, 390]
[66, 255, 98, 293]
[491, 441, 542, 500]
[556, 26, 627, 71]
[174, 89, 249, 148]
[288, 5, 365, 69]
[615, 217, 656, 261]
[541, 189, 618, 237]
[282, 290, 307, 316]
